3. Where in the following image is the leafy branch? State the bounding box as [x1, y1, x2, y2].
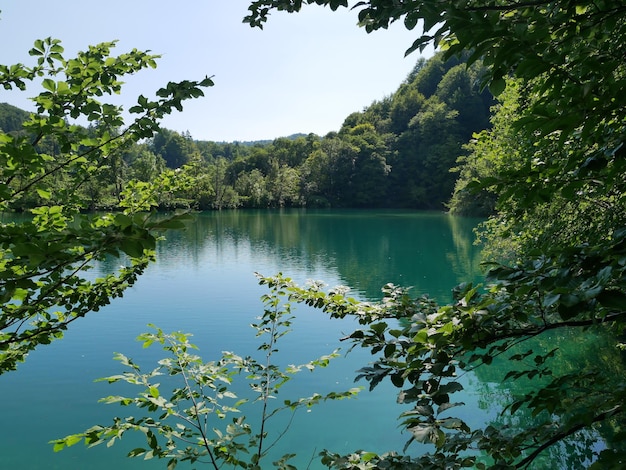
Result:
[51, 279, 360, 469]
[0, 38, 210, 374]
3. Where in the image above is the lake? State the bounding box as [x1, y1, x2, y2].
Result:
[0, 209, 493, 469]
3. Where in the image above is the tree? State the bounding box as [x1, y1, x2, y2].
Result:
[320, 135, 360, 206]
[126, 145, 166, 183]
[392, 97, 462, 208]
[267, 163, 301, 207]
[244, 1, 626, 467]
[435, 63, 492, 140]
[340, 123, 392, 207]
[0, 38, 212, 374]
[388, 84, 425, 134]
[448, 80, 523, 218]
[152, 128, 197, 169]
[210, 156, 238, 209]
[347, 51, 494, 209]
[0, 102, 30, 133]
[235, 168, 268, 207]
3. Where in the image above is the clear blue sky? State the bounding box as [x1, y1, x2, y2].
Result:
[0, 1, 431, 142]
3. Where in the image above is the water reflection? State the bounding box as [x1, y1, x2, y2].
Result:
[157, 209, 484, 302]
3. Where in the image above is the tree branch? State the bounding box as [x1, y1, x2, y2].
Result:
[479, 310, 626, 347]
[464, 0, 554, 13]
[515, 405, 622, 468]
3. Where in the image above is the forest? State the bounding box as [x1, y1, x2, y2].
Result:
[2, 0, 626, 468]
[0, 51, 493, 213]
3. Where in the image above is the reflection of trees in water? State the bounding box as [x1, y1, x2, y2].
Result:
[154, 209, 333, 273]
[145, 209, 484, 301]
[466, 327, 626, 468]
[445, 214, 485, 282]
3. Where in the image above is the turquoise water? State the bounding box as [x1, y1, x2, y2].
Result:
[0, 209, 487, 469]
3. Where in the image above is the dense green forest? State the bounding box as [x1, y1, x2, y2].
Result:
[0, 51, 493, 212]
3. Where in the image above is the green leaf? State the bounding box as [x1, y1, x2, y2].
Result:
[146, 430, 158, 450]
[36, 188, 51, 200]
[438, 402, 464, 413]
[128, 448, 146, 458]
[597, 290, 626, 310]
[404, 12, 419, 30]
[114, 213, 133, 229]
[384, 343, 396, 358]
[438, 417, 466, 430]
[390, 373, 404, 388]
[488, 78, 506, 96]
[370, 322, 387, 335]
[542, 292, 560, 308]
[42, 78, 56, 92]
[409, 423, 437, 444]
[50, 434, 83, 452]
[439, 381, 463, 394]
[120, 238, 145, 258]
[414, 405, 434, 416]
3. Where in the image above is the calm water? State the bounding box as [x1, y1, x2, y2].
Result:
[0, 209, 488, 469]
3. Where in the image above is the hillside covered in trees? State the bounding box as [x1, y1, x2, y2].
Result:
[0, 51, 493, 212]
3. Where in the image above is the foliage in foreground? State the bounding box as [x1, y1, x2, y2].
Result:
[0, 38, 212, 374]
[241, 0, 626, 467]
[56, 271, 626, 468]
[269, 274, 625, 469]
[52, 276, 360, 469]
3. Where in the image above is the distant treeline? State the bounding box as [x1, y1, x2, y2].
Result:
[0, 51, 494, 212]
